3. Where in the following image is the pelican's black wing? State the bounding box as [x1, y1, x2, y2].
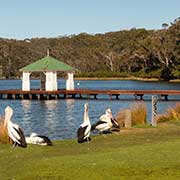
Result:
[77, 125, 88, 143]
[111, 118, 120, 131]
[13, 127, 27, 148]
[38, 135, 53, 146]
[91, 121, 107, 131]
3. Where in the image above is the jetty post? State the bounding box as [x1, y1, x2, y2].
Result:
[124, 109, 132, 128]
[151, 95, 157, 127]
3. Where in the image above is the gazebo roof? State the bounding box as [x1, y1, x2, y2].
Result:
[19, 55, 74, 72]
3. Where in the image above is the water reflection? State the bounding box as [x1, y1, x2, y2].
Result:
[66, 99, 75, 109]
[21, 99, 77, 139]
[21, 100, 32, 118]
[65, 99, 77, 138]
[21, 100, 31, 109]
[40, 100, 60, 138]
[20, 100, 32, 132]
[42, 100, 59, 121]
[66, 99, 75, 124]
[42, 100, 59, 110]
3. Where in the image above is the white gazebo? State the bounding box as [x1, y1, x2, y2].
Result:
[19, 54, 75, 91]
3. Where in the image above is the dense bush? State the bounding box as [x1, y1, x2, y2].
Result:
[160, 67, 174, 81]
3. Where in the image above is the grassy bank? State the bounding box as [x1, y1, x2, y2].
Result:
[0, 121, 180, 180]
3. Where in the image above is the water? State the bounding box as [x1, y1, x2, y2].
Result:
[0, 79, 180, 140]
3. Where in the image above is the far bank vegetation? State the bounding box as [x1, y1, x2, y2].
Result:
[0, 18, 180, 80]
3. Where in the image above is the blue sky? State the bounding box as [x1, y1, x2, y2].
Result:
[0, 0, 179, 39]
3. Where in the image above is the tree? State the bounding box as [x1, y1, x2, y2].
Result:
[160, 67, 174, 81]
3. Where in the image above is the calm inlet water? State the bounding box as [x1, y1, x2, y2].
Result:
[0, 79, 180, 140]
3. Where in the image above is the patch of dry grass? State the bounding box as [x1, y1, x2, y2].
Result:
[0, 116, 9, 144]
[115, 102, 147, 127]
[157, 103, 180, 123]
[130, 102, 147, 125]
[115, 108, 130, 127]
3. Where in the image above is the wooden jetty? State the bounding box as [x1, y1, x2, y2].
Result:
[0, 89, 180, 100]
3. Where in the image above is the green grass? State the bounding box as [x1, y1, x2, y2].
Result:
[0, 122, 180, 180]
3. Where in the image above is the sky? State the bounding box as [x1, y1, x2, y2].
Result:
[0, 0, 179, 40]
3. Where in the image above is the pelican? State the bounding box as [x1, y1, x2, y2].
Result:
[25, 133, 52, 146]
[110, 118, 120, 131]
[99, 108, 113, 123]
[4, 106, 27, 148]
[91, 108, 120, 133]
[77, 103, 91, 143]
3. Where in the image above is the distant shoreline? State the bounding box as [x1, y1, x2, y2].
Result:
[75, 77, 180, 82]
[75, 77, 158, 81]
[1, 76, 180, 82]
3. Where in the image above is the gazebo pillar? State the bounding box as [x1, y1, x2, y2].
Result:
[22, 72, 30, 91]
[66, 72, 74, 90]
[53, 72, 57, 90]
[45, 72, 57, 91]
[40, 72, 46, 90]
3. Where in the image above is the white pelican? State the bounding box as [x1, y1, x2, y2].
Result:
[99, 108, 113, 123]
[91, 108, 120, 133]
[25, 133, 52, 146]
[4, 106, 27, 148]
[77, 103, 91, 143]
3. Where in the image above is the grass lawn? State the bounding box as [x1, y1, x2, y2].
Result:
[0, 122, 180, 180]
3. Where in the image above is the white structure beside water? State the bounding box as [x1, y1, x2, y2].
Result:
[20, 54, 75, 91]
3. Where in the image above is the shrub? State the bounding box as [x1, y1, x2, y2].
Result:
[0, 117, 9, 144]
[115, 108, 129, 127]
[160, 67, 174, 81]
[157, 103, 180, 123]
[76, 71, 130, 78]
[115, 102, 147, 127]
[130, 102, 147, 125]
[172, 69, 180, 79]
[156, 114, 170, 123]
